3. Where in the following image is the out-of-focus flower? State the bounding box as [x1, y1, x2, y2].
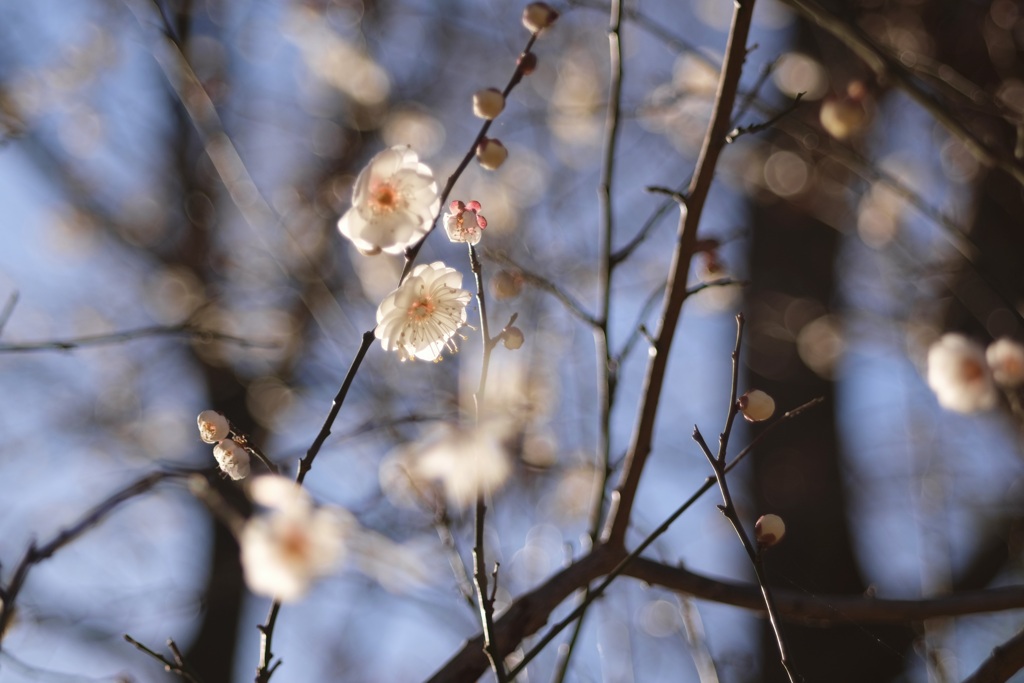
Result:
[197, 410, 230, 444]
[375, 261, 472, 362]
[476, 138, 508, 170]
[491, 269, 524, 299]
[987, 338, 1024, 388]
[503, 326, 525, 350]
[755, 514, 786, 547]
[337, 146, 439, 255]
[240, 476, 352, 602]
[213, 439, 251, 480]
[523, 2, 559, 33]
[444, 200, 488, 245]
[739, 389, 775, 422]
[410, 421, 513, 509]
[819, 81, 871, 140]
[473, 88, 506, 120]
[927, 333, 998, 413]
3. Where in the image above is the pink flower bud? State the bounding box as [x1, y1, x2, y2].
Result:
[476, 138, 508, 170]
[473, 88, 506, 120]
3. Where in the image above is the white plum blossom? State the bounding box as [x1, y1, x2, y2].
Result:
[375, 261, 472, 362]
[987, 338, 1024, 388]
[240, 476, 352, 602]
[413, 422, 513, 509]
[213, 439, 251, 480]
[927, 333, 998, 413]
[197, 410, 230, 444]
[337, 146, 439, 255]
[444, 200, 487, 245]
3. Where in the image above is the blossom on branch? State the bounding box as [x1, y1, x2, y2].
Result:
[927, 333, 998, 413]
[240, 476, 352, 602]
[337, 146, 439, 255]
[987, 338, 1024, 388]
[213, 439, 251, 480]
[444, 200, 487, 245]
[197, 410, 230, 444]
[375, 261, 472, 362]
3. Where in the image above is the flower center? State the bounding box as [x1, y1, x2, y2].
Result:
[408, 298, 436, 320]
[369, 181, 403, 214]
[962, 358, 985, 382]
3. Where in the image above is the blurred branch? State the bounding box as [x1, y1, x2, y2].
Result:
[961, 628, 1024, 683]
[0, 470, 198, 648]
[0, 291, 17, 337]
[485, 252, 600, 327]
[779, 0, 1024, 187]
[602, 0, 757, 549]
[124, 636, 204, 683]
[0, 322, 276, 354]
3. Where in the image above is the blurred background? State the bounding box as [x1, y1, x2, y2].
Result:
[2, 0, 1024, 681]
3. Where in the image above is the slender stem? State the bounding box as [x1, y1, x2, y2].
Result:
[0, 322, 274, 354]
[602, 0, 757, 550]
[0, 470, 194, 648]
[469, 243, 506, 682]
[553, 1, 626, 679]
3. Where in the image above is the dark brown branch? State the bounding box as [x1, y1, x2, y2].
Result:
[602, 0, 758, 550]
[961, 628, 1024, 683]
[0, 322, 276, 354]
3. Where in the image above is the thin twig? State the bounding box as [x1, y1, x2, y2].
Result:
[0, 470, 196, 647]
[0, 291, 18, 337]
[469, 243, 507, 683]
[401, 34, 539, 283]
[959, 627, 1024, 683]
[780, 0, 1024, 187]
[124, 635, 204, 683]
[485, 252, 600, 327]
[0, 322, 276, 354]
[726, 93, 805, 143]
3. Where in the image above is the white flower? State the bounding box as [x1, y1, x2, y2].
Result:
[240, 476, 352, 602]
[197, 410, 230, 444]
[444, 200, 487, 245]
[375, 261, 472, 362]
[987, 338, 1024, 388]
[337, 146, 439, 255]
[413, 422, 513, 509]
[927, 333, 998, 413]
[213, 439, 251, 480]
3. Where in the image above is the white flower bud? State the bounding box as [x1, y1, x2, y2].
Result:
[755, 514, 786, 547]
[522, 2, 559, 33]
[476, 138, 508, 170]
[473, 88, 506, 120]
[739, 389, 775, 422]
[503, 326, 525, 350]
[987, 338, 1024, 388]
[214, 439, 251, 480]
[197, 410, 230, 444]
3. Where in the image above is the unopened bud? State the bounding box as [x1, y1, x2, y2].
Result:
[473, 88, 506, 120]
[739, 389, 775, 422]
[197, 410, 230, 444]
[503, 326, 525, 350]
[517, 52, 538, 75]
[819, 82, 870, 140]
[492, 269, 524, 299]
[755, 514, 786, 547]
[476, 138, 508, 170]
[213, 439, 251, 480]
[523, 2, 559, 33]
